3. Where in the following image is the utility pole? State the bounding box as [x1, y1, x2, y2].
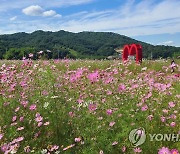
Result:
[151, 51, 153, 60]
[54, 44, 60, 59]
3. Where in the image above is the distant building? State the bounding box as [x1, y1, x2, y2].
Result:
[114, 47, 123, 59]
[114, 47, 123, 53]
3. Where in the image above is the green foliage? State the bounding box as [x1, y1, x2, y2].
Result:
[0, 30, 179, 59]
[3, 47, 36, 60]
[173, 52, 180, 58]
[0, 59, 179, 153]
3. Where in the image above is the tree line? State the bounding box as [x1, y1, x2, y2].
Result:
[0, 30, 179, 60]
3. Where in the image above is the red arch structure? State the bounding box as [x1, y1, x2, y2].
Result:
[122, 44, 142, 63]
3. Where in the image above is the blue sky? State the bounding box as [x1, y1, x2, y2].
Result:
[0, 0, 180, 46]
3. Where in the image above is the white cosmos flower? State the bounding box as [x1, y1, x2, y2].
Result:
[43, 102, 49, 109]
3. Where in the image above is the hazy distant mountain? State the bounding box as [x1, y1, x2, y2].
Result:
[0, 30, 179, 59]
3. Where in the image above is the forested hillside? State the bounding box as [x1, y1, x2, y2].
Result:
[0, 30, 179, 59]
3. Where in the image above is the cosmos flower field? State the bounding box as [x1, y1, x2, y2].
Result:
[0, 59, 179, 154]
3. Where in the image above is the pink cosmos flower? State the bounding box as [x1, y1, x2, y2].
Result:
[36, 116, 43, 122]
[87, 71, 99, 82]
[161, 116, 166, 123]
[14, 136, 24, 142]
[122, 146, 126, 152]
[137, 102, 143, 107]
[170, 122, 176, 127]
[141, 104, 148, 111]
[35, 113, 43, 122]
[174, 110, 178, 114]
[176, 95, 180, 98]
[104, 76, 114, 84]
[166, 83, 171, 88]
[132, 84, 139, 89]
[75, 137, 81, 142]
[42, 90, 49, 96]
[113, 68, 118, 74]
[24, 146, 31, 153]
[34, 132, 40, 138]
[137, 129, 145, 136]
[106, 90, 112, 95]
[36, 113, 40, 117]
[171, 63, 176, 68]
[29, 53, 33, 58]
[15, 107, 20, 112]
[112, 141, 118, 146]
[106, 109, 113, 115]
[20, 116, 24, 122]
[3, 102, 10, 106]
[20, 100, 28, 107]
[158, 147, 171, 154]
[9, 83, 16, 91]
[38, 122, 43, 127]
[20, 80, 27, 88]
[77, 99, 83, 104]
[168, 102, 175, 108]
[29, 104, 36, 111]
[12, 116, 17, 122]
[88, 104, 97, 112]
[109, 121, 115, 127]
[69, 112, 75, 117]
[17, 127, 24, 131]
[162, 109, 169, 114]
[99, 150, 104, 154]
[147, 115, 153, 121]
[134, 147, 142, 153]
[44, 122, 50, 126]
[1, 144, 9, 152]
[118, 114, 122, 117]
[171, 149, 179, 154]
[70, 69, 84, 82]
[49, 145, 59, 151]
[170, 114, 177, 119]
[102, 98, 106, 103]
[11, 122, 17, 126]
[118, 84, 126, 92]
[146, 92, 152, 98]
[0, 133, 3, 140]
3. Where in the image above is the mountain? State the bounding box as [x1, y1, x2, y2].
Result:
[0, 30, 179, 59]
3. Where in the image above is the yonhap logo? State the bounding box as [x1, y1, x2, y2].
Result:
[129, 128, 180, 147]
[129, 128, 146, 147]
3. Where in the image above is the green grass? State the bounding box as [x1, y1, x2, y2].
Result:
[0, 59, 179, 154]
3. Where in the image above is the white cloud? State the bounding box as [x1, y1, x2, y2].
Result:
[54, 14, 62, 18]
[22, 5, 43, 16]
[157, 41, 174, 46]
[0, 0, 95, 12]
[42, 10, 56, 17]
[22, 5, 61, 17]
[10, 16, 17, 21]
[57, 0, 180, 36]
[1, 0, 180, 41]
[36, 0, 96, 8]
